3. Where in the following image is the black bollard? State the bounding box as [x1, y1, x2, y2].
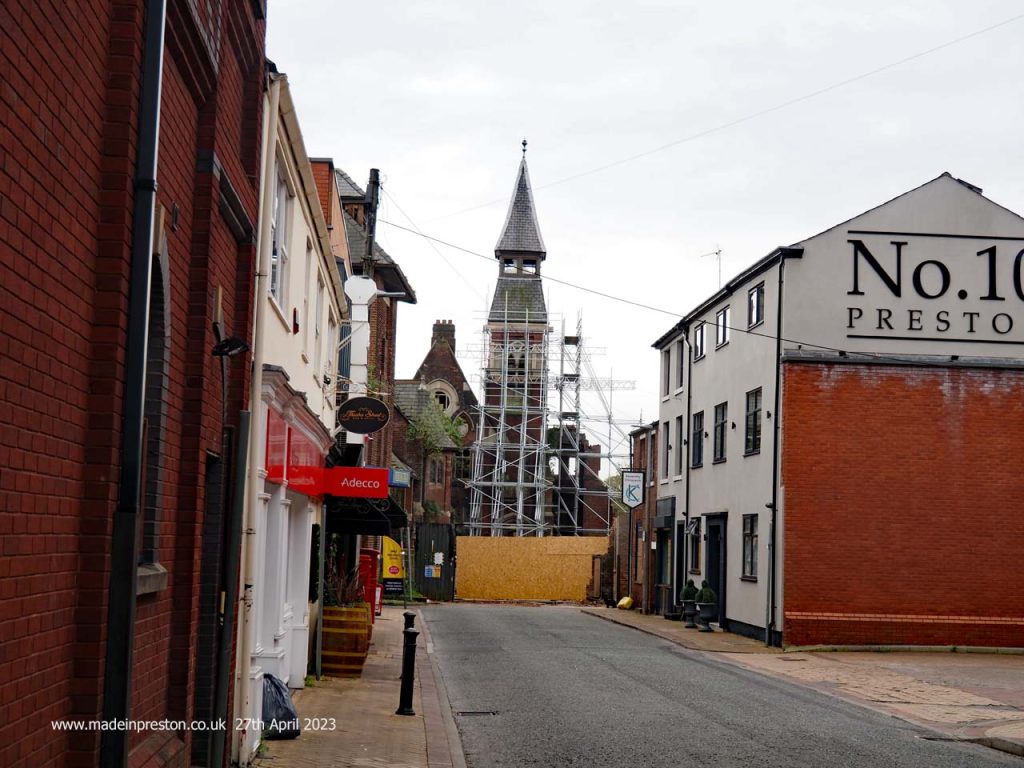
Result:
[403, 611, 416, 631]
[395, 625, 419, 715]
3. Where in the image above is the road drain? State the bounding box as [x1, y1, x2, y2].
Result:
[455, 710, 498, 717]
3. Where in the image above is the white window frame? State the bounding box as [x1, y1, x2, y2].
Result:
[313, 274, 324, 375]
[270, 164, 291, 308]
[326, 311, 338, 390]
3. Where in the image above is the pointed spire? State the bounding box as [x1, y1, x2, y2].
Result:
[495, 144, 546, 259]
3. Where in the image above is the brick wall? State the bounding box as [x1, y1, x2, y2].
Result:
[0, 2, 264, 765]
[782, 361, 1024, 647]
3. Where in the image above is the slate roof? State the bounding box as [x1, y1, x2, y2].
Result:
[343, 210, 393, 265]
[495, 157, 546, 258]
[487, 275, 547, 323]
[392, 381, 425, 421]
[335, 168, 365, 199]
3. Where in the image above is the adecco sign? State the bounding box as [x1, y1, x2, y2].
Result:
[323, 467, 389, 499]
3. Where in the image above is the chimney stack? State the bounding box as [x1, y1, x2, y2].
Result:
[432, 319, 456, 352]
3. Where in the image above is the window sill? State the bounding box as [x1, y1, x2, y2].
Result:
[691, 463, 703, 469]
[301, 352, 309, 364]
[740, 575, 758, 583]
[694, 354, 706, 362]
[748, 319, 764, 331]
[136, 562, 168, 595]
[712, 458, 727, 465]
[743, 449, 761, 457]
[658, 478, 669, 485]
[672, 474, 684, 482]
[268, 294, 290, 331]
[673, 386, 685, 396]
[688, 569, 701, 575]
[715, 340, 729, 350]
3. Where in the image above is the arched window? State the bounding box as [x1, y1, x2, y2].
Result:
[139, 224, 170, 577]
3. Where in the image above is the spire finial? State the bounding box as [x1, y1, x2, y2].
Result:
[522, 138, 528, 156]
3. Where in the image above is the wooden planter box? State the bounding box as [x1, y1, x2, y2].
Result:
[321, 603, 372, 678]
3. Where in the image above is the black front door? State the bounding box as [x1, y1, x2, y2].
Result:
[705, 514, 727, 628]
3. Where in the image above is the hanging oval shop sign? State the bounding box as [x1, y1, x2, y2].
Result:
[337, 396, 391, 434]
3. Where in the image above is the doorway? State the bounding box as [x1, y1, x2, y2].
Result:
[705, 513, 727, 628]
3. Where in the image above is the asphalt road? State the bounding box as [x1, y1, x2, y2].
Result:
[421, 604, 1021, 768]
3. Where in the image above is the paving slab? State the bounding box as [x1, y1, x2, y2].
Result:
[257, 605, 464, 768]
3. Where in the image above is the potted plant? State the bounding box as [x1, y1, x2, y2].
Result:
[680, 579, 699, 628]
[321, 535, 372, 677]
[695, 580, 717, 632]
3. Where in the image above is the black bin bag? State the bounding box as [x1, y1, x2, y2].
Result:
[262, 674, 301, 739]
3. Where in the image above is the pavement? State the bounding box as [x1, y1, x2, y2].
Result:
[582, 606, 1024, 759]
[252, 603, 1023, 765]
[256, 604, 465, 768]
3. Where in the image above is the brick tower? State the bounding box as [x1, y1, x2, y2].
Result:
[468, 145, 552, 535]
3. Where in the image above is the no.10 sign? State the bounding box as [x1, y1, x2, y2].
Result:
[621, 470, 644, 509]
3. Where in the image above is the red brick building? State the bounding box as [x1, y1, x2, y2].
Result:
[623, 423, 660, 611]
[392, 320, 479, 526]
[335, 169, 416, 470]
[0, 2, 265, 766]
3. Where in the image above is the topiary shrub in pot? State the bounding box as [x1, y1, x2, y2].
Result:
[695, 580, 717, 632]
[680, 579, 699, 628]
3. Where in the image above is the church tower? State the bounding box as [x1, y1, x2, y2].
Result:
[468, 144, 552, 535]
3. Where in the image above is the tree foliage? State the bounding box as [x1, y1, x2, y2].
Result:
[407, 399, 463, 456]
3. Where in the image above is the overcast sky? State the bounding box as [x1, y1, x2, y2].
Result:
[267, 1, 1024, 468]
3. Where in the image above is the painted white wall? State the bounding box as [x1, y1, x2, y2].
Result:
[238, 77, 345, 762]
[260, 120, 343, 425]
[684, 265, 778, 633]
[785, 175, 1024, 359]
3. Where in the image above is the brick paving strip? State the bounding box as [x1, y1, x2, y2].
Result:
[582, 607, 1024, 758]
[257, 606, 465, 768]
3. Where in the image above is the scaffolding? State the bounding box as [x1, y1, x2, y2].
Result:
[467, 303, 550, 536]
[466, 309, 628, 537]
